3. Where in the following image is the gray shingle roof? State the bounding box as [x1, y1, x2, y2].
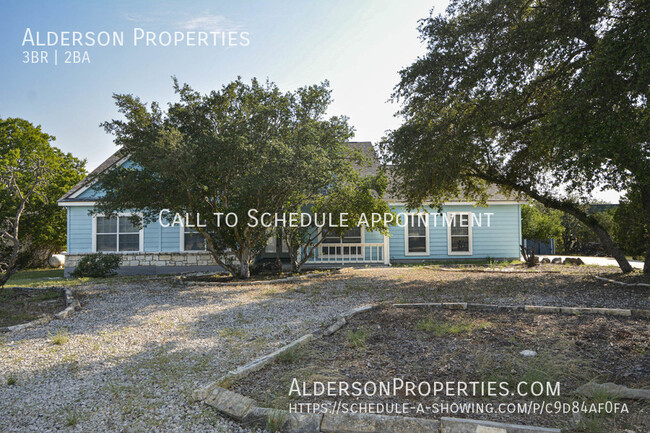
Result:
[57, 150, 125, 202]
[58, 142, 520, 204]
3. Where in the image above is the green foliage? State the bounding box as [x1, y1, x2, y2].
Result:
[0, 118, 86, 285]
[613, 187, 648, 259]
[49, 329, 69, 345]
[346, 328, 368, 348]
[71, 253, 122, 278]
[521, 203, 565, 241]
[380, 0, 647, 272]
[96, 77, 385, 278]
[284, 164, 393, 272]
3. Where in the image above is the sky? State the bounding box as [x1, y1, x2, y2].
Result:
[0, 0, 621, 203]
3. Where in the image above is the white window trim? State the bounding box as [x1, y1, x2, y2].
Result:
[92, 213, 144, 253]
[179, 226, 209, 252]
[447, 212, 473, 256]
[404, 213, 430, 256]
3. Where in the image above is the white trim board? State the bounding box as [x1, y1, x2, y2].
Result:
[403, 213, 430, 256]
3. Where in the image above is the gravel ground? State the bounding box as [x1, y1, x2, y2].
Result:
[0, 265, 647, 432]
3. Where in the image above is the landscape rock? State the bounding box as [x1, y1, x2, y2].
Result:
[441, 417, 560, 432]
[243, 407, 322, 433]
[204, 386, 257, 420]
[321, 412, 440, 433]
[563, 257, 584, 266]
[520, 350, 537, 357]
[551, 258, 562, 264]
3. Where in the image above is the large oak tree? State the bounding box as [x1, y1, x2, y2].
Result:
[381, 0, 648, 272]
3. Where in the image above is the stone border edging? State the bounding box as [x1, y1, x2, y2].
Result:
[441, 417, 560, 433]
[595, 276, 650, 288]
[186, 269, 343, 287]
[193, 303, 560, 432]
[193, 303, 375, 402]
[54, 288, 81, 319]
[391, 302, 649, 318]
[0, 287, 80, 333]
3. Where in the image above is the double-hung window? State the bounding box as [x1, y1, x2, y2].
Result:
[405, 214, 429, 255]
[95, 215, 141, 252]
[448, 213, 472, 255]
[183, 227, 206, 251]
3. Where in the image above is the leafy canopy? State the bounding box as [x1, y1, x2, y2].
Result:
[96, 77, 364, 277]
[1, 118, 85, 282]
[521, 203, 565, 241]
[381, 0, 648, 272]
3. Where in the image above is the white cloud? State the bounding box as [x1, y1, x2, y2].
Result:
[176, 14, 240, 32]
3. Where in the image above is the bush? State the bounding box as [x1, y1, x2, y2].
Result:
[71, 253, 121, 278]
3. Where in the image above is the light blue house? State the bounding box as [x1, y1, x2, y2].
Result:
[58, 142, 522, 275]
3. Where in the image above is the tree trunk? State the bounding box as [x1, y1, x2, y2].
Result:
[239, 249, 250, 279]
[585, 219, 633, 273]
[641, 184, 650, 274]
[0, 238, 20, 287]
[290, 247, 300, 274]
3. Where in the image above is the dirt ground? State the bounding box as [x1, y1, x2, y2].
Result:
[231, 305, 649, 432]
[1, 264, 648, 432]
[0, 288, 65, 327]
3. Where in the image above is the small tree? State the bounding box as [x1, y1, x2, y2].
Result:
[96, 78, 357, 278]
[284, 170, 392, 273]
[0, 118, 84, 287]
[521, 203, 565, 243]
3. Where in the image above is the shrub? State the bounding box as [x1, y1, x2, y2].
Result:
[71, 253, 121, 278]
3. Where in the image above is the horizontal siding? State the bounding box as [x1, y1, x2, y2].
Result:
[388, 204, 520, 260]
[66, 205, 181, 254]
[66, 203, 520, 260]
[68, 206, 93, 253]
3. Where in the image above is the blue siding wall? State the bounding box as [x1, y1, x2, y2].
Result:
[66, 206, 181, 254]
[66, 203, 521, 260]
[67, 207, 93, 253]
[388, 204, 520, 260]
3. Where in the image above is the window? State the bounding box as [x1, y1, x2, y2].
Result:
[183, 227, 206, 251]
[265, 232, 288, 254]
[321, 227, 362, 256]
[405, 214, 429, 255]
[95, 215, 140, 252]
[448, 213, 472, 255]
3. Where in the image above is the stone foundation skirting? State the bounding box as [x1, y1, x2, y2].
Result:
[64, 252, 224, 276]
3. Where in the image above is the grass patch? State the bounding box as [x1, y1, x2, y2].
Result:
[6, 374, 18, 386]
[31, 289, 62, 302]
[415, 316, 489, 336]
[5, 268, 160, 289]
[346, 328, 369, 348]
[5, 268, 64, 287]
[64, 409, 78, 427]
[49, 329, 69, 345]
[266, 408, 288, 432]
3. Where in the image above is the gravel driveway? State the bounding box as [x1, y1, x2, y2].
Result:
[0, 266, 647, 432]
